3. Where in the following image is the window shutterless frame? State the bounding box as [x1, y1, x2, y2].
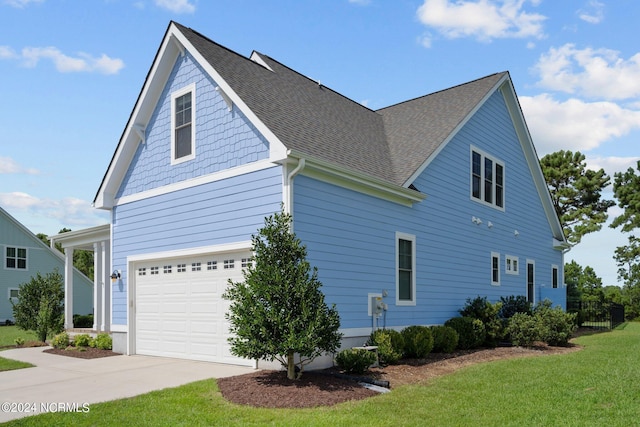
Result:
[170, 83, 196, 165]
[470, 146, 505, 211]
[396, 232, 416, 306]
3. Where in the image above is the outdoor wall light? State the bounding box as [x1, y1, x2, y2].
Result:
[110, 270, 121, 283]
[472, 216, 482, 225]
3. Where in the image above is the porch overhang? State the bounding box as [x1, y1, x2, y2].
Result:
[50, 224, 112, 332]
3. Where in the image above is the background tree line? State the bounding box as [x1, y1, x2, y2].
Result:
[540, 150, 640, 319]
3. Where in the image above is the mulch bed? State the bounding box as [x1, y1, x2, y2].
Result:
[26, 329, 597, 408]
[43, 347, 120, 359]
[218, 342, 583, 408]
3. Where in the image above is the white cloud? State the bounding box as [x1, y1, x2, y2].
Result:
[0, 192, 109, 230]
[3, 0, 44, 8]
[520, 94, 640, 155]
[20, 47, 125, 74]
[0, 46, 17, 59]
[533, 44, 640, 100]
[154, 0, 195, 14]
[0, 157, 40, 174]
[586, 156, 640, 177]
[578, 0, 604, 24]
[416, 0, 546, 42]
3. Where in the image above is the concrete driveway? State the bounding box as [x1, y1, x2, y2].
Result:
[0, 347, 255, 422]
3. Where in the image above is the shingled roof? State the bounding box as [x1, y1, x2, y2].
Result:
[176, 22, 506, 188]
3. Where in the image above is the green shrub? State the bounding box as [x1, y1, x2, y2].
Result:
[94, 333, 113, 350]
[73, 314, 94, 328]
[430, 325, 459, 353]
[14, 337, 25, 347]
[74, 334, 93, 347]
[459, 296, 504, 347]
[11, 270, 65, 342]
[499, 295, 532, 319]
[335, 348, 377, 374]
[385, 328, 405, 355]
[506, 313, 540, 347]
[444, 317, 486, 350]
[366, 329, 402, 365]
[534, 300, 577, 346]
[401, 326, 434, 358]
[51, 332, 70, 349]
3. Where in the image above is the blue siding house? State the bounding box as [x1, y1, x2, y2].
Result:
[0, 207, 93, 324]
[93, 22, 568, 366]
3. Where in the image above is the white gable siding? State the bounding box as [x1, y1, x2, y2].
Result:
[293, 90, 564, 331]
[116, 52, 270, 199]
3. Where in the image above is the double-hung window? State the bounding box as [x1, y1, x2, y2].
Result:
[171, 83, 196, 164]
[6, 247, 27, 270]
[396, 232, 416, 306]
[471, 147, 504, 210]
[491, 252, 500, 286]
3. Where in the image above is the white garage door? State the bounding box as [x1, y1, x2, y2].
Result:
[134, 250, 253, 366]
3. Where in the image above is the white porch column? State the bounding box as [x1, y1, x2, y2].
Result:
[93, 242, 103, 331]
[101, 240, 111, 332]
[64, 248, 74, 329]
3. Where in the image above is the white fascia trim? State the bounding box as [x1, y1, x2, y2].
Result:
[288, 151, 425, 207]
[95, 29, 183, 210]
[403, 73, 510, 186]
[500, 81, 567, 245]
[126, 241, 253, 264]
[114, 159, 280, 206]
[170, 25, 288, 161]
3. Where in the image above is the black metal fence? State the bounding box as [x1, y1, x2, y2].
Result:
[567, 300, 625, 330]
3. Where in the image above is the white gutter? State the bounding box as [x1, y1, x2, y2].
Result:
[285, 157, 306, 215]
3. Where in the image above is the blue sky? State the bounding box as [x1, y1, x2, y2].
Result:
[1, 0, 638, 286]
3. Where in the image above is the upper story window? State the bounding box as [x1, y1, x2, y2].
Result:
[6, 247, 27, 270]
[471, 147, 504, 210]
[171, 83, 196, 164]
[396, 232, 416, 306]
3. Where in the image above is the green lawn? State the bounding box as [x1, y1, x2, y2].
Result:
[4, 323, 639, 426]
[0, 326, 38, 371]
[0, 326, 38, 348]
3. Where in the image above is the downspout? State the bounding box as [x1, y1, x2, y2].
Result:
[285, 158, 306, 215]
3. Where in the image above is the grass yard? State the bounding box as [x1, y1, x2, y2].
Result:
[4, 323, 639, 426]
[0, 326, 38, 348]
[0, 326, 38, 371]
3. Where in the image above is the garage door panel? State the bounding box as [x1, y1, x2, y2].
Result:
[135, 250, 253, 366]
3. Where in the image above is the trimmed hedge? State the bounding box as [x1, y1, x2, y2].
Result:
[444, 317, 486, 350]
[430, 325, 459, 353]
[335, 348, 377, 374]
[401, 325, 433, 358]
[366, 329, 402, 365]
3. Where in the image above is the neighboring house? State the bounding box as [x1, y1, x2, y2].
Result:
[90, 22, 568, 366]
[0, 207, 93, 323]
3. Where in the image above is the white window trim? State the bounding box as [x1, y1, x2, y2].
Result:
[470, 146, 505, 211]
[5, 246, 28, 270]
[396, 232, 416, 306]
[491, 252, 501, 286]
[552, 264, 559, 289]
[526, 259, 535, 304]
[170, 83, 196, 165]
[8, 288, 19, 303]
[505, 254, 519, 275]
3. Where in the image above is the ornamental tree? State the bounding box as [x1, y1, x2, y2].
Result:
[223, 210, 342, 380]
[540, 150, 614, 246]
[11, 269, 65, 342]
